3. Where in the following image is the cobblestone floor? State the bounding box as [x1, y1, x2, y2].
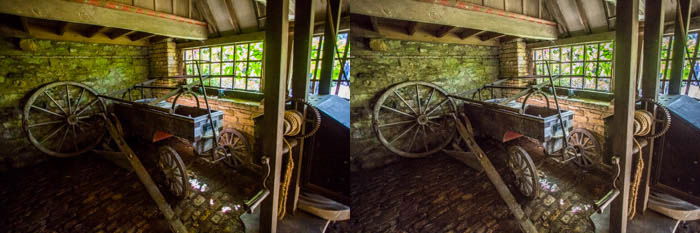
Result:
[0, 138, 262, 233]
[330, 138, 699, 233]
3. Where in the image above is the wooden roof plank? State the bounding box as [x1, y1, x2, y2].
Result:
[0, 0, 207, 40]
[350, 0, 558, 40]
[434, 25, 456, 38]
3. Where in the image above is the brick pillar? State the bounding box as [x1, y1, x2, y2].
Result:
[499, 39, 530, 96]
[149, 39, 179, 97]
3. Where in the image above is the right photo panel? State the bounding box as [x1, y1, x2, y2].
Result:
[336, 0, 700, 232]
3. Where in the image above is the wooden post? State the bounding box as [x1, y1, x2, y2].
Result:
[610, 0, 639, 232]
[260, 0, 289, 232]
[287, 0, 316, 213]
[639, 0, 665, 213]
[669, 0, 692, 95]
[318, 0, 342, 95]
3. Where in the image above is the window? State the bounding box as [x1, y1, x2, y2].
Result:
[309, 32, 350, 98]
[183, 41, 264, 92]
[533, 41, 614, 92]
[659, 32, 700, 95]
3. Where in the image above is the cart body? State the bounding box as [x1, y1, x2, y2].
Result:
[462, 102, 574, 154]
[113, 99, 224, 155]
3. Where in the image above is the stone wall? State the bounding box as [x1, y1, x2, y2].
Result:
[350, 37, 500, 171]
[0, 38, 149, 171]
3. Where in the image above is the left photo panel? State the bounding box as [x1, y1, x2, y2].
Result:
[0, 0, 351, 233]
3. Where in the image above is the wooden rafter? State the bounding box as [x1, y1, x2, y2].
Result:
[369, 16, 380, 33]
[434, 25, 456, 38]
[128, 32, 156, 41]
[224, 0, 242, 33]
[82, 26, 109, 38]
[149, 35, 169, 43]
[573, 0, 592, 33]
[478, 31, 504, 41]
[543, 0, 569, 37]
[406, 21, 418, 35]
[19, 16, 29, 33]
[56, 22, 70, 36]
[106, 28, 135, 39]
[499, 35, 520, 43]
[459, 28, 483, 39]
[194, 0, 219, 36]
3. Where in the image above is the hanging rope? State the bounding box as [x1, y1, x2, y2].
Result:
[628, 109, 654, 219]
[278, 110, 305, 219]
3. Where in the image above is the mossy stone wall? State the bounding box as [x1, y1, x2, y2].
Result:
[350, 37, 500, 171]
[0, 38, 148, 170]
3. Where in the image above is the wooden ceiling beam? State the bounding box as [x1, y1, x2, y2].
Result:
[0, 0, 207, 40]
[352, 0, 557, 40]
[406, 21, 418, 35]
[18, 16, 30, 33]
[434, 25, 456, 38]
[543, 0, 570, 37]
[106, 29, 135, 39]
[499, 35, 520, 43]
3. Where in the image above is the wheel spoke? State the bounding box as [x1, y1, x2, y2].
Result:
[71, 126, 79, 152]
[57, 127, 70, 152]
[39, 124, 66, 144]
[29, 120, 63, 128]
[407, 126, 420, 152]
[393, 90, 419, 115]
[388, 123, 417, 144]
[73, 88, 85, 114]
[422, 88, 436, 115]
[31, 105, 64, 118]
[65, 84, 72, 114]
[381, 105, 415, 118]
[415, 84, 422, 114]
[420, 125, 430, 152]
[379, 120, 414, 128]
[426, 98, 449, 116]
[44, 90, 68, 115]
[75, 99, 99, 117]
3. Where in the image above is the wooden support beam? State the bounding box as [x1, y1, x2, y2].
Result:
[260, 0, 289, 232]
[0, 0, 207, 40]
[406, 21, 418, 35]
[668, 0, 692, 95]
[499, 35, 520, 43]
[318, 0, 342, 95]
[128, 32, 156, 41]
[224, 0, 242, 34]
[543, 0, 570, 37]
[288, 0, 316, 214]
[527, 31, 615, 48]
[149, 35, 170, 43]
[56, 22, 70, 36]
[478, 31, 504, 41]
[610, 0, 640, 232]
[369, 16, 380, 33]
[177, 31, 264, 48]
[195, 0, 220, 36]
[573, 0, 592, 33]
[459, 29, 483, 39]
[434, 25, 456, 38]
[19, 17, 30, 33]
[639, 0, 665, 215]
[107, 29, 135, 39]
[82, 26, 109, 38]
[351, 0, 557, 40]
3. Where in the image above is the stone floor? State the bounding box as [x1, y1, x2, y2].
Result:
[0, 138, 263, 233]
[330, 138, 700, 233]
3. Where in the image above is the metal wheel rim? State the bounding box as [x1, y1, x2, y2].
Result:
[567, 128, 601, 168]
[22, 81, 107, 157]
[158, 146, 189, 197]
[372, 81, 457, 158]
[217, 128, 251, 168]
[507, 145, 539, 198]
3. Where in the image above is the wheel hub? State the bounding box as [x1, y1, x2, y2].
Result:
[66, 114, 79, 125]
[417, 114, 429, 125]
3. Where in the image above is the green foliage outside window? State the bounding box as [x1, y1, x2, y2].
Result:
[183, 41, 264, 92]
[533, 41, 614, 92]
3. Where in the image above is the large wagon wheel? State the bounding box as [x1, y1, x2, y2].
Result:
[158, 146, 189, 198]
[372, 81, 457, 158]
[23, 81, 107, 157]
[567, 128, 601, 168]
[507, 145, 540, 198]
[215, 128, 252, 169]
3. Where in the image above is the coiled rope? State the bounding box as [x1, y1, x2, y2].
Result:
[628, 109, 654, 219]
[278, 110, 304, 219]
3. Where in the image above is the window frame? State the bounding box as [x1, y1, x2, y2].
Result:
[183, 41, 264, 93]
[308, 32, 350, 98]
[532, 40, 615, 93]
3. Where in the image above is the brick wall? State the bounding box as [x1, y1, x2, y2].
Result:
[149, 39, 178, 96]
[0, 38, 149, 170]
[350, 37, 500, 171]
